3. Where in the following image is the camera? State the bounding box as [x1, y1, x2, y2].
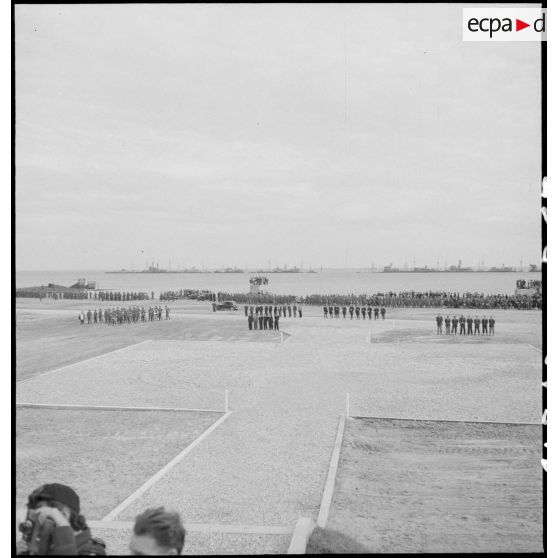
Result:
[18, 509, 56, 555]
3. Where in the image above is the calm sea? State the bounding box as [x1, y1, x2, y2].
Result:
[15, 270, 541, 296]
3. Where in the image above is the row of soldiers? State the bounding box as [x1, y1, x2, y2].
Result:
[244, 305, 302, 318]
[96, 291, 153, 301]
[247, 313, 280, 330]
[435, 314, 495, 335]
[17, 289, 92, 300]
[323, 305, 386, 319]
[17, 289, 154, 301]
[78, 305, 170, 325]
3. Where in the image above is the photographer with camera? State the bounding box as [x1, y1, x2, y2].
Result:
[17, 483, 106, 555]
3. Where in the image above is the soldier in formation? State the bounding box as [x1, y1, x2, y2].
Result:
[459, 315, 466, 335]
[437, 314, 495, 336]
[436, 313, 443, 334]
[451, 315, 458, 334]
[474, 316, 481, 334]
[247, 305, 288, 332]
[78, 306, 168, 326]
[325, 305, 386, 321]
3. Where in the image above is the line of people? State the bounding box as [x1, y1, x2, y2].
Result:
[78, 305, 170, 325]
[95, 290, 152, 301]
[435, 314, 496, 335]
[16, 289, 154, 301]
[244, 304, 302, 319]
[247, 312, 280, 330]
[323, 305, 386, 319]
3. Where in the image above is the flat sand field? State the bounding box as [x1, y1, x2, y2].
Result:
[15, 298, 543, 554]
[16, 408, 221, 518]
[16, 298, 280, 382]
[328, 418, 542, 553]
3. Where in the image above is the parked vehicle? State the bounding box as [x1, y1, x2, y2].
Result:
[213, 300, 238, 311]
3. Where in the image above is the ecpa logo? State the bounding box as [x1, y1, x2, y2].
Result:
[463, 8, 547, 41]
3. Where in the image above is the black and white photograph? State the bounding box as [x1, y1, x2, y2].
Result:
[13, 3, 547, 555]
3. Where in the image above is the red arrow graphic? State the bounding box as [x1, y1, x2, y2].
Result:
[516, 19, 530, 31]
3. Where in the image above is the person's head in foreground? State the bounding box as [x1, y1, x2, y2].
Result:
[18, 483, 105, 555]
[130, 507, 186, 555]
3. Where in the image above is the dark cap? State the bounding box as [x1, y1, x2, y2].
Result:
[34, 483, 80, 513]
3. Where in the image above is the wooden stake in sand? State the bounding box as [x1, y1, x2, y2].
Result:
[345, 393, 350, 418]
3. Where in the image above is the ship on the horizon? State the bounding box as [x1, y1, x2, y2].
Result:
[254, 265, 316, 274]
[380, 259, 528, 273]
[106, 263, 205, 274]
[487, 264, 514, 272]
[214, 267, 245, 273]
[382, 263, 440, 273]
[382, 259, 477, 273]
[382, 264, 402, 272]
[447, 260, 474, 272]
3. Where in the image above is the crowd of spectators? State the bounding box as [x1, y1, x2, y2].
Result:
[17, 286, 541, 310]
[184, 289, 541, 310]
[299, 290, 541, 310]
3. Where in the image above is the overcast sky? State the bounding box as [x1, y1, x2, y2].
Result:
[15, 3, 541, 271]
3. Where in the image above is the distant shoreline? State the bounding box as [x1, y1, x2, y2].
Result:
[104, 269, 539, 275]
[105, 270, 319, 274]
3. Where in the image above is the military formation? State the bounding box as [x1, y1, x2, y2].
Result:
[322, 305, 386, 320]
[245, 304, 301, 331]
[78, 305, 170, 325]
[16, 289, 153, 301]
[435, 314, 495, 335]
[95, 291, 152, 301]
